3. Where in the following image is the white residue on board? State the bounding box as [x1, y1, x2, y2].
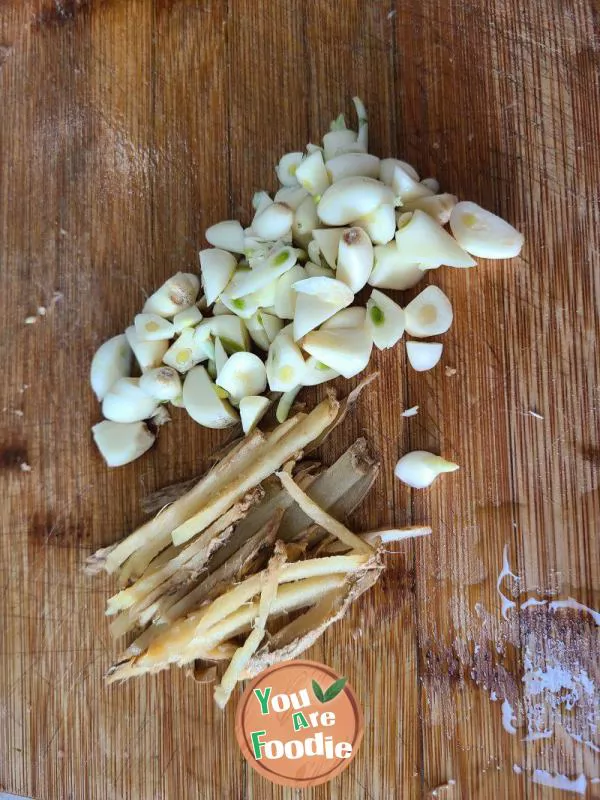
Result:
[549, 598, 600, 626]
[521, 597, 547, 609]
[496, 544, 520, 619]
[501, 699, 517, 734]
[532, 770, 587, 795]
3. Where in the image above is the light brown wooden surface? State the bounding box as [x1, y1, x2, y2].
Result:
[1, 1, 598, 798]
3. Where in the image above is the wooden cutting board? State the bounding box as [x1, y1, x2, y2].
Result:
[1, 1, 598, 798]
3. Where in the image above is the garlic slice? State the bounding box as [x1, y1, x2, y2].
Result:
[163, 328, 202, 373]
[366, 289, 406, 349]
[143, 273, 200, 318]
[302, 356, 340, 386]
[274, 264, 306, 319]
[395, 210, 476, 269]
[292, 194, 319, 248]
[92, 420, 155, 467]
[239, 395, 271, 434]
[139, 366, 182, 402]
[252, 202, 293, 241]
[90, 334, 132, 401]
[199, 248, 237, 305]
[449, 201, 524, 258]
[406, 341, 443, 371]
[295, 150, 331, 197]
[102, 378, 159, 423]
[311, 228, 348, 268]
[227, 246, 297, 299]
[183, 365, 239, 429]
[172, 305, 203, 333]
[205, 220, 245, 253]
[302, 327, 373, 379]
[326, 152, 380, 182]
[266, 331, 306, 391]
[317, 177, 394, 226]
[320, 306, 366, 330]
[352, 203, 396, 244]
[404, 285, 453, 337]
[336, 227, 374, 292]
[125, 326, 169, 372]
[276, 152, 304, 187]
[134, 313, 176, 341]
[216, 352, 267, 402]
[394, 450, 459, 488]
[379, 158, 420, 185]
[368, 243, 426, 290]
[402, 193, 458, 225]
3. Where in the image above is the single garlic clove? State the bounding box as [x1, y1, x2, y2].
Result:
[322, 128, 361, 160]
[302, 356, 340, 386]
[404, 285, 453, 337]
[302, 327, 373, 379]
[317, 177, 394, 226]
[292, 293, 350, 341]
[172, 305, 203, 333]
[139, 366, 182, 402]
[134, 313, 176, 341]
[336, 227, 374, 293]
[368, 243, 426, 290]
[90, 334, 132, 401]
[245, 312, 271, 350]
[406, 341, 443, 372]
[326, 152, 380, 182]
[199, 248, 237, 305]
[219, 287, 262, 320]
[379, 157, 420, 185]
[394, 450, 459, 489]
[239, 395, 271, 434]
[102, 377, 159, 423]
[292, 195, 320, 248]
[162, 328, 202, 373]
[274, 264, 306, 319]
[252, 190, 273, 215]
[266, 330, 306, 391]
[251, 202, 293, 241]
[227, 245, 297, 299]
[213, 336, 229, 377]
[321, 306, 366, 330]
[276, 152, 304, 187]
[273, 185, 310, 210]
[449, 201, 524, 259]
[402, 193, 458, 226]
[183, 365, 239, 429]
[311, 228, 348, 268]
[304, 262, 335, 279]
[261, 312, 284, 343]
[143, 272, 200, 318]
[196, 314, 250, 353]
[391, 164, 435, 203]
[193, 326, 216, 361]
[205, 220, 245, 253]
[421, 177, 440, 193]
[276, 385, 301, 423]
[125, 326, 169, 372]
[295, 150, 332, 196]
[216, 351, 267, 402]
[366, 289, 406, 349]
[92, 420, 155, 467]
[293, 276, 354, 305]
[395, 210, 477, 269]
[352, 203, 396, 245]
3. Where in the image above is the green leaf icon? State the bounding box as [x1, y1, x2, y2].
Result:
[323, 677, 347, 702]
[312, 679, 326, 703]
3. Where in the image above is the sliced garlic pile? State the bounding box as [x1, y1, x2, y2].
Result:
[90, 98, 524, 467]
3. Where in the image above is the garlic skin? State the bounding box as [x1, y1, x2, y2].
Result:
[199, 248, 237, 306]
[394, 450, 459, 489]
[216, 352, 267, 402]
[404, 285, 454, 337]
[239, 395, 271, 434]
[134, 313, 176, 341]
[449, 201, 524, 258]
[143, 273, 200, 318]
[102, 378, 159, 423]
[317, 177, 395, 226]
[90, 334, 132, 401]
[336, 227, 374, 292]
[406, 341, 443, 372]
[276, 152, 304, 186]
[125, 326, 168, 372]
[205, 220, 245, 253]
[295, 150, 331, 197]
[92, 420, 155, 467]
[139, 366, 182, 402]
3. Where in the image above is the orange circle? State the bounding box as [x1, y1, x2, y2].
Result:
[235, 659, 364, 788]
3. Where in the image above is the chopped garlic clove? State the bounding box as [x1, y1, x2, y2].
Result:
[134, 313, 176, 341]
[326, 152, 380, 182]
[449, 201, 524, 259]
[92, 420, 155, 467]
[304, 262, 335, 279]
[213, 336, 229, 377]
[402, 193, 458, 225]
[276, 152, 304, 187]
[274, 185, 310, 210]
[251, 202, 293, 241]
[183, 365, 239, 429]
[205, 220, 245, 253]
[274, 265, 306, 319]
[368, 243, 426, 290]
[245, 313, 270, 350]
[352, 203, 396, 245]
[199, 248, 237, 305]
[239, 395, 271, 434]
[366, 289, 406, 349]
[162, 328, 201, 373]
[302, 327, 372, 379]
[276, 385, 301, 423]
[172, 305, 203, 333]
[379, 158, 420, 185]
[266, 331, 306, 391]
[391, 164, 434, 203]
[90, 334, 132, 401]
[317, 177, 394, 226]
[311, 228, 348, 268]
[292, 293, 350, 341]
[261, 312, 283, 343]
[292, 194, 320, 248]
[227, 246, 297, 299]
[295, 150, 331, 197]
[395, 210, 476, 268]
[420, 177, 440, 193]
[252, 190, 273, 215]
[102, 378, 159, 423]
[394, 450, 459, 488]
[302, 356, 340, 386]
[125, 326, 168, 372]
[353, 96, 368, 150]
[336, 227, 374, 292]
[322, 128, 361, 160]
[216, 352, 267, 402]
[307, 239, 322, 265]
[139, 366, 182, 402]
[143, 273, 200, 318]
[404, 285, 453, 337]
[321, 306, 366, 330]
[293, 276, 354, 305]
[195, 315, 250, 353]
[406, 341, 443, 372]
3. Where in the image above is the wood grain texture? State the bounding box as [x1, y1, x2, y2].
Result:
[0, 1, 598, 798]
